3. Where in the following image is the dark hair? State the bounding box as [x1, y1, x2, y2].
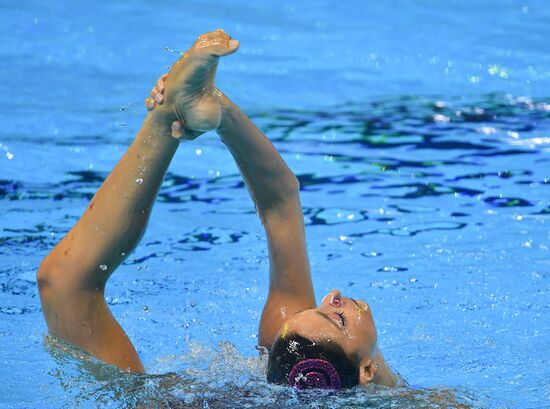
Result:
[266, 333, 359, 389]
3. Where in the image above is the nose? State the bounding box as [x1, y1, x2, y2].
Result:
[329, 289, 343, 307]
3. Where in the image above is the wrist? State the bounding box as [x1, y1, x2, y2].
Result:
[139, 111, 179, 148]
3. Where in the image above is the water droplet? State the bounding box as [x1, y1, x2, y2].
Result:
[99, 264, 108, 271]
[135, 178, 143, 184]
[143, 305, 149, 312]
[6, 152, 13, 160]
[361, 251, 382, 258]
[477, 126, 497, 135]
[195, 148, 202, 156]
[433, 114, 450, 123]
[378, 266, 408, 272]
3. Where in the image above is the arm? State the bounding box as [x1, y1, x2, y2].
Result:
[37, 112, 177, 372]
[216, 95, 316, 348]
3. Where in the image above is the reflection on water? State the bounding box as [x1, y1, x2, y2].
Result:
[1, 94, 548, 408]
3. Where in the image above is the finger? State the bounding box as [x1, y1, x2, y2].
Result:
[150, 87, 164, 104]
[157, 74, 168, 93]
[171, 120, 184, 139]
[145, 97, 156, 111]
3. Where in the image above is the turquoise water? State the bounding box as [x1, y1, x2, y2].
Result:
[1, 1, 549, 408]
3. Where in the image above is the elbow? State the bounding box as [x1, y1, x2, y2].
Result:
[289, 174, 300, 194]
[276, 173, 300, 206]
[260, 173, 301, 217]
[281, 170, 300, 196]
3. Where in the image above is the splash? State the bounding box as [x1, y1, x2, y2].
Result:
[43, 336, 481, 408]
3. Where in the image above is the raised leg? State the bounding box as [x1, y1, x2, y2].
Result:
[37, 30, 238, 372]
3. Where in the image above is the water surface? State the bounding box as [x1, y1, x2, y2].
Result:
[1, 1, 549, 408]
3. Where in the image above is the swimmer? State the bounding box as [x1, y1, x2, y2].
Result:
[37, 29, 397, 390]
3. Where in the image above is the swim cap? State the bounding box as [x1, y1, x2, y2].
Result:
[288, 358, 341, 390]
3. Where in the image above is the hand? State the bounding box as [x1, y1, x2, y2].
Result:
[146, 29, 239, 140]
[146, 73, 189, 140]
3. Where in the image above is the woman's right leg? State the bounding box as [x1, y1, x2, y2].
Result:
[37, 30, 239, 372]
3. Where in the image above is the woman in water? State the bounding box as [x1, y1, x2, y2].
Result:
[37, 30, 397, 390]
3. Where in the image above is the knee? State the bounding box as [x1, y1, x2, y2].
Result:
[289, 174, 300, 194]
[280, 173, 300, 200]
[36, 254, 58, 297]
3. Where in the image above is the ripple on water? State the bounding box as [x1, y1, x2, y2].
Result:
[305, 207, 368, 225]
[43, 336, 481, 408]
[348, 221, 467, 238]
[1, 93, 548, 408]
[484, 196, 534, 207]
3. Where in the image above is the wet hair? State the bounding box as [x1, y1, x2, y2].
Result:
[266, 333, 359, 390]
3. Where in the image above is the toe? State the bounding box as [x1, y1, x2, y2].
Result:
[194, 30, 238, 57]
[145, 97, 156, 111]
[219, 39, 239, 56]
[211, 36, 239, 56]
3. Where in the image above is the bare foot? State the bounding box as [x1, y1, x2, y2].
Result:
[151, 29, 238, 137]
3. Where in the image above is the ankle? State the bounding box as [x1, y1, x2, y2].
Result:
[217, 94, 239, 134]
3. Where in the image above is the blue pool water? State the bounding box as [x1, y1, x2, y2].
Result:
[1, 1, 549, 407]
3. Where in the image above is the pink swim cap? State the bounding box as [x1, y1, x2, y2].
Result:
[288, 358, 342, 390]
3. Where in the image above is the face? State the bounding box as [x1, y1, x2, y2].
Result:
[282, 289, 378, 363]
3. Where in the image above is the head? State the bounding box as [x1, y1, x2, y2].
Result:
[266, 289, 379, 389]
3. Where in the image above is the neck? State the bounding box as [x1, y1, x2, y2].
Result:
[372, 349, 397, 387]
